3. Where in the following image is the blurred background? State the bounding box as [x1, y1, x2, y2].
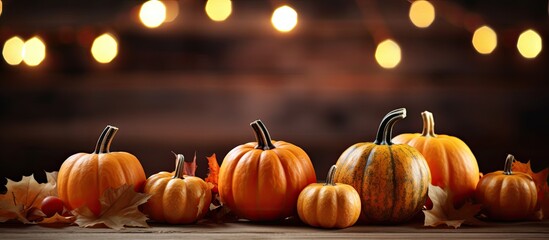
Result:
[0, 0, 547, 188]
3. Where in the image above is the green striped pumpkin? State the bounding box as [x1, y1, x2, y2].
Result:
[334, 108, 431, 224]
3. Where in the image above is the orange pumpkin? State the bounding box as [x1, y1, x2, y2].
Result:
[143, 154, 212, 224]
[392, 111, 479, 207]
[297, 165, 361, 228]
[58, 125, 146, 216]
[334, 108, 431, 224]
[218, 120, 317, 221]
[475, 154, 537, 221]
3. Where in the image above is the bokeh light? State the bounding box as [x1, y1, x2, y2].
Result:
[2, 36, 25, 65]
[0, 0, 3, 17]
[271, 5, 298, 33]
[375, 39, 401, 69]
[91, 33, 118, 64]
[472, 26, 497, 54]
[22, 37, 46, 67]
[162, 0, 179, 23]
[409, 0, 435, 28]
[205, 0, 232, 22]
[517, 29, 542, 59]
[139, 0, 166, 28]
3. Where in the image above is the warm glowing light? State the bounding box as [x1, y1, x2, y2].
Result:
[409, 0, 435, 28]
[139, 0, 166, 28]
[0, 0, 3, 17]
[375, 39, 401, 69]
[22, 37, 46, 66]
[162, 0, 179, 22]
[472, 26, 497, 54]
[517, 29, 542, 59]
[2, 36, 25, 65]
[91, 33, 118, 64]
[205, 0, 232, 22]
[271, 5, 298, 32]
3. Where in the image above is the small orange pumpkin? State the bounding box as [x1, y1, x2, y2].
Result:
[475, 154, 537, 221]
[392, 111, 480, 207]
[58, 125, 146, 216]
[143, 154, 212, 224]
[334, 108, 431, 224]
[297, 165, 361, 228]
[218, 120, 317, 221]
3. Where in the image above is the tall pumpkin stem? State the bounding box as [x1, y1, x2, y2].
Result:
[421, 111, 437, 137]
[173, 153, 185, 179]
[325, 165, 337, 186]
[250, 120, 276, 150]
[374, 108, 407, 145]
[503, 154, 515, 175]
[94, 125, 119, 154]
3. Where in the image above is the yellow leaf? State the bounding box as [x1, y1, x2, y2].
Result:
[423, 184, 483, 228]
[72, 184, 151, 230]
[0, 172, 58, 223]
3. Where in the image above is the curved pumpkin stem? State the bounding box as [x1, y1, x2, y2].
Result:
[94, 125, 119, 154]
[503, 154, 515, 175]
[173, 153, 185, 179]
[325, 165, 337, 186]
[250, 120, 276, 150]
[421, 111, 437, 137]
[374, 108, 407, 145]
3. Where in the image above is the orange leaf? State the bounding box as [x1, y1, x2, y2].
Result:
[183, 152, 198, 177]
[205, 154, 220, 193]
[512, 159, 549, 219]
[423, 184, 483, 228]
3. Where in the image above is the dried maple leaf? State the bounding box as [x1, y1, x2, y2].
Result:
[183, 151, 198, 177]
[512, 159, 549, 219]
[424, 184, 483, 228]
[0, 172, 58, 223]
[72, 184, 151, 230]
[205, 154, 219, 193]
[38, 213, 75, 225]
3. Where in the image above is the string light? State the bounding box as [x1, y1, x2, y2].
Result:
[91, 33, 118, 64]
[205, 0, 232, 22]
[409, 0, 435, 28]
[472, 26, 497, 54]
[517, 29, 542, 59]
[22, 37, 46, 67]
[2, 36, 25, 65]
[271, 5, 298, 32]
[139, 0, 166, 28]
[375, 39, 401, 69]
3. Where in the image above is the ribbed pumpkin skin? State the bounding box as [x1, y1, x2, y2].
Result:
[475, 155, 537, 221]
[334, 143, 430, 224]
[219, 140, 317, 221]
[297, 182, 361, 228]
[57, 126, 146, 216]
[143, 172, 212, 224]
[392, 111, 479, 207]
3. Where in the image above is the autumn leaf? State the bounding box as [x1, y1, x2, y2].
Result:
[205, 154, 219, 193]
[72, 184, 151, 230]
[0, 172, 58, 223]
[38, 213, 75, 225]
[423, 184, 483, 228]
[512, 159, 549, 219]
[183, 151, 198, 177]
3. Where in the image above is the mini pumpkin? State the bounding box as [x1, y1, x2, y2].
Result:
[58, 125, 146, 216]
[297, 165, 361, 228]
[218, 120, 317, 221]
[475, 154, 537, 221]
[143, 154, 212, 224]
[334, 108, 431, 224]
[392, 111, 480, 207]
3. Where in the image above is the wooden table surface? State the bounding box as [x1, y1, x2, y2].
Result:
[1, 219, 548, 239]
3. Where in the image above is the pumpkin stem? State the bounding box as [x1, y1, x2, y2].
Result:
[250, 120, 276, 150]
[325, 165, 337, 186]
[374, 108, 407, 145]
[173, 153, 185, 179]
[503, 154, 515, 175]
[421, 111, 437, 137]
[94, 125, 119, 154]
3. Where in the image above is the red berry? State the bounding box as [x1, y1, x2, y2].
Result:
[41, 196, 64, 217]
